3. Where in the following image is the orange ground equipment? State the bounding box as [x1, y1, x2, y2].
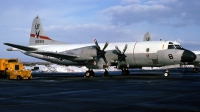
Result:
[0, 58, 32, 80]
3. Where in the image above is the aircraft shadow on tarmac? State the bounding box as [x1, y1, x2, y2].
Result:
[31, 68, 199, 80]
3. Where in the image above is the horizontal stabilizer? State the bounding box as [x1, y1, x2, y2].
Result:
[31, 51, 79, 59]
[4, 43, 38, 51]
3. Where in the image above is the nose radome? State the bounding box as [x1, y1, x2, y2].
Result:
[181, 50, 196, 62]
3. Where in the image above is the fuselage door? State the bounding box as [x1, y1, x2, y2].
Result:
[152, 55, 158, 64]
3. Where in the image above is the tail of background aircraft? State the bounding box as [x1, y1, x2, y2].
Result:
[29, 16, 66, 46]
[143, 32, 152, 41]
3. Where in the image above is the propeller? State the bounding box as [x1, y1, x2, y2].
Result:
[93, 39, 109, 66]
[115, 44, 129, 68]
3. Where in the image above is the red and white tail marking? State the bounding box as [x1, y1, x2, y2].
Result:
[30, 34, 52, 40]
[29, 16, 66, 45]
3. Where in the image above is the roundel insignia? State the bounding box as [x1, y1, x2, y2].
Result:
[146, 54, 149, 58]
[146, 37, 150, 41]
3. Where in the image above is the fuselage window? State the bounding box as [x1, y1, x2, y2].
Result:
[146, 48, 149, 52]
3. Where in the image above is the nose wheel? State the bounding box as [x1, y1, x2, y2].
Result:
[164, 69, 170, 77]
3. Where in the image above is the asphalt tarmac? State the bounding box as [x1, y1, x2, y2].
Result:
[0, 69, 200, 112]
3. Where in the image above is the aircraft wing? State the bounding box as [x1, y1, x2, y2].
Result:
[4, 43, 38, 51]
[31, 51, 79, 59]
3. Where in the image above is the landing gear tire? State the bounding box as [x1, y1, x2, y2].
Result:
[164, 69, 170, 77]
[28, 76, 32, 80]
[6, 75, 10, 80]
[17, 76, 21, 80]
[103, 69, 109, 76]
[193, 68, 199, 73]
[85, 70, 95, 77]
[122, 68, 130, 76]
[126, 70, 130, 75]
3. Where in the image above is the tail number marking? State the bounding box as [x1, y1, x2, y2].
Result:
[35, 40, 44, 44]
[35, 23, 40, 29]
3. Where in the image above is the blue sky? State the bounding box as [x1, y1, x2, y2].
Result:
[1, 0, 200, 61]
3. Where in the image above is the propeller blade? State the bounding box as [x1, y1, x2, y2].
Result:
[115, 45, 121, 54]
[94, 59, 97, 65]
[102, 55, 109, 66]
[94, 56, 101, 65]
[94, 39, 100, 50]
[117, 61, 120, 69]
[102, 41, 109, 51]
[125, 59, 129, 67]
[122, 44, 128, 54]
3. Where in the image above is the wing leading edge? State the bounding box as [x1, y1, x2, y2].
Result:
[4, 43, 79, 60]
[4, 43, 38, 51]
[31, 51, 79, 59]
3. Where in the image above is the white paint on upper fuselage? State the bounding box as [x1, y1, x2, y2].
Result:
[29, 41, 173, 54]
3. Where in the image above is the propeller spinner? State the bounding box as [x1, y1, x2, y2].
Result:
[93, 39, 109, 66]
[115, 44, 129, 68]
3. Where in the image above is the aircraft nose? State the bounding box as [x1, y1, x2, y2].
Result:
[181, 50, 196, 62]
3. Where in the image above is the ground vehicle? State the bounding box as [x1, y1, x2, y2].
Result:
[0, 58, 32, 80]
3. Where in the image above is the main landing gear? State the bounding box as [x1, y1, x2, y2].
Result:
[84, 69, 109, 77]
[84, 67, 130, 77]
[84, 69, 94, 77]
[103, 69, 109, 76]
[121, 67, 130, 75]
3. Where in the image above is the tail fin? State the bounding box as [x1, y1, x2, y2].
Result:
[29, 16, 66, 46]
[143, 32, 152, 41]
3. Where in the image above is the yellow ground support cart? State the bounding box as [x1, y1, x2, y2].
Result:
[0, 58, 32, 80]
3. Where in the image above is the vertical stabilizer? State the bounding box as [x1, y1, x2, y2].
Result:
[143, 32, 152, 41]
[29, 16, 66, 46]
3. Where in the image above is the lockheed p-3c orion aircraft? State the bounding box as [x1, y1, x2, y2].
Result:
[4, 16, 196, 77]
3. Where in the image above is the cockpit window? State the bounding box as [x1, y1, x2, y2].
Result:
[168, 45, 175, 49]
[168, 43, 183, 49]
[175, 45, 183, 49]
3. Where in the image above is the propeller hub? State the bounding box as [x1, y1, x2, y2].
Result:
[94, 39, 109, 66]
[115, 44, 129, 68]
